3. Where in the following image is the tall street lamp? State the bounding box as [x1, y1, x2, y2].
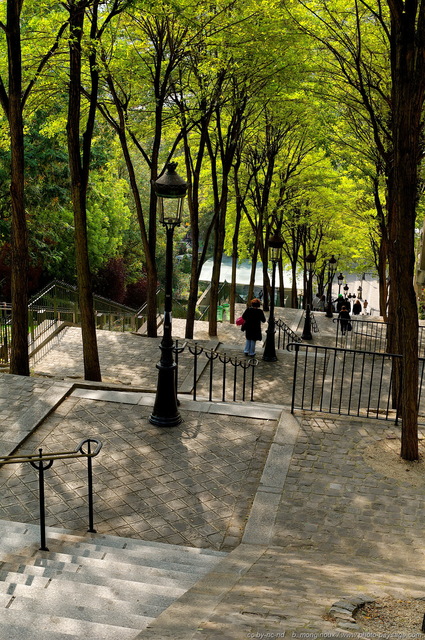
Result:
[263, 232, 284, 362]
[149, 163, 188, 427]
[325, 255, 337, 318]
[301, 251, 316, 340]
[337, 272, 344, 295]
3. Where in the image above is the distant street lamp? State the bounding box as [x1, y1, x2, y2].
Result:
[343, 283, 349, 299]
[337, 272, 344, 295]
[149, 163, 188, 427]
[325, 255, 337, 318]
[357, 285, 363, 300]
[302, 251, 316, 340]
[263, 233, 284, 362]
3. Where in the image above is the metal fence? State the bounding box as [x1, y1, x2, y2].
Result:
[334, 317, 425, 356]
[333, 317, 389, 352]
[175, 341, 257, 403]
[0, 280, 145, 366]
[288, 342, 402, 421]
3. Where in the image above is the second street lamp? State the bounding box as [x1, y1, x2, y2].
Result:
[263, 233, 284, 362]
[149, 163, 188, 427]
[325, 255, 337, 318]
[337, 272, 344, 295]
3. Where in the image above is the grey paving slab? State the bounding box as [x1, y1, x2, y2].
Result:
[72, 387, 143, 404]
[0, 395, 278, 552]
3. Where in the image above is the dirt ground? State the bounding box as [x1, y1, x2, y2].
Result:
[364, 431, 425, 487]
[350, 433, 425, 634]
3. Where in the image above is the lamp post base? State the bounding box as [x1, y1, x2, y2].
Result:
[262, 325, 277, 361]
[149, 411, 183, 428]
[149, 359, 182, 427]
[302, 305, 313, 340]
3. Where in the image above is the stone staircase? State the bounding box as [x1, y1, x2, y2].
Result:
[0, 519, 226, 640]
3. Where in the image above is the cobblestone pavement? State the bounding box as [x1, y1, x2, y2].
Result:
[138, 412, 425, 638]
[0, 396, 277, 552]
[3, 310, 425, 637]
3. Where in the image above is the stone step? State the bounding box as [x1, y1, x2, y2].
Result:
[0, 520, 226, 640]
[2, 554, 209, 589]
[0, 520, 225, 563]
[0, 566, 187, 607]
[0, 609, 140, 640]
[2, 579, 156, 629]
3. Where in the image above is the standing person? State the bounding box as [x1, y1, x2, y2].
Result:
[352, 298, 362, 315]
[318, 294, 326, 311]
[363, 299, 368, 315]
[336, 294, 345, 312]
[242, 298, 266, 357]
[338, 305, 351, 336]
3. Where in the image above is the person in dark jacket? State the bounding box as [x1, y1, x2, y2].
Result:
[338, 306, 351, 336]
[242, 298, 266, 356]
[352, 299, 362, 315]
[336, 294, 345, 312]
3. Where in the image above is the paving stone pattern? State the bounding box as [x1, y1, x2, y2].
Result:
[273, 413, 425, 560]
[0, 397, 276, 551]
[33, 328, 202, 389]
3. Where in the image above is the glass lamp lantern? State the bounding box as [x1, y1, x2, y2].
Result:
[153, 162, 188, 227]
[305, 250, 316, 269]
[268, 233, 284, 263]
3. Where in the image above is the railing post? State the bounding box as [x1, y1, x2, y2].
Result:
[86, 440, 96, 533]
[291, 343, 300, 414]
[30, 449, 53, 551]
[250, 359, 256, 401]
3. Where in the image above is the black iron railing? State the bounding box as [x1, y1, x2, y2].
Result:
[175, 341, 257, 402]
[288, 342, 403, 422]
[274, 318, 302, 350]
[0, 304, 11, 364]
[0, 438, 102, 551]
[333, 317, 389, 352]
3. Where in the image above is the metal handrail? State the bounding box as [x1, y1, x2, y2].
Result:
[175, 340, 258, 402]
[274, 318, 302, 349]
[1, 438, 102, 551]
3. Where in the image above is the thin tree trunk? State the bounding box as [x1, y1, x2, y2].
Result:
[67, 0, 101, 381]
[7, 0, 29, 375]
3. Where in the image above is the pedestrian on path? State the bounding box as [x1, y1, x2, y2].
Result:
[242, 298, 266, 357]
[338, 305, 351, 336]
[352, 299, 362, 315]
[363, 299, 369, 314]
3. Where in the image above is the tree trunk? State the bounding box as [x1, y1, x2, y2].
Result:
[209, 193, 228, 336]
[291, 260, 298, 308]
[387, 1, 425, 460]
[230, 201, 242, 325]
[7, 0, 29, 376]
[67, 0, 101, 382]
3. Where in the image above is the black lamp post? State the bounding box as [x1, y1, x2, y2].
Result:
[343, 283, 349, 300]
[325, 255, 337, 318]
[149, 163, 188, 427]
[337, 272, 344, 295]
[357, 285, 362, 300]
[301, 251, 316, 340]
[263, 232, 284, 362]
